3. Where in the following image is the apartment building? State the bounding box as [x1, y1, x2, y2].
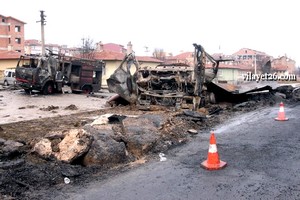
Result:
[232, 48, 270, 74]
[0, 14, 26, 54]
[24, 39, 60, 55]
[272, 56, 296, 74]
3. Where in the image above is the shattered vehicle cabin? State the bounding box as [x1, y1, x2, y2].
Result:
[15, 51, 105, 94]
[107, 44, 231, 110]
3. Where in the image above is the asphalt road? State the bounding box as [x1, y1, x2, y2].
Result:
[56, 102, 300, 200]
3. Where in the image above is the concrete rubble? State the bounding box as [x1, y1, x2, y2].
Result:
[31, 114, 172, 165]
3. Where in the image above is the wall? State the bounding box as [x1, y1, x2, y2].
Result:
[0, 16, 25, 53]
[0, 59, 18, 71]
[216, 68, 239, 84]
[101, 60, 121, 87]
[272, 56, 296, 74]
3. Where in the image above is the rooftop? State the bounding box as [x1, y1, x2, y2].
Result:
[0, 51, 21, 60]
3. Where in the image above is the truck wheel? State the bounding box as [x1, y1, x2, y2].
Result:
[25, 89, 31, 94]
[43, 83, 54, 95]
[4, 80, 8, 86]
[209, 92, 216, 104]
[82, 85, 92, 94]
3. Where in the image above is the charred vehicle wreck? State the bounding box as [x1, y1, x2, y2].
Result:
[107, 44, 233, 110]
[15, 51, 105, 94]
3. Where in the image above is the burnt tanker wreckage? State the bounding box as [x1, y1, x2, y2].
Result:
[15, 50, 105, 95]
[107, 43, 280, 110]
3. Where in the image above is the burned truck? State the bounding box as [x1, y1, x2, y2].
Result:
[107, 44, 231, 110]
[107, 44, 297, 110]
[63, 58, 104, 94]
[15, 52, 104, 94]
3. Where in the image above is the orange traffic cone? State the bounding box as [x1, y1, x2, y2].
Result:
[275, 102, 288, 121]
[201, 132, 227, 170]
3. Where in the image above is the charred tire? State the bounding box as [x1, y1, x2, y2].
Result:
[24, 89, 31, 94]
[209, 92, 216, 104]
[43, 82, 54, 95]
[4, 80, 8, 86]
[82, 85, 92, 94]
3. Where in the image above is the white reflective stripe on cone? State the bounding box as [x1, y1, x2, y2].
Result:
[279, 107, 284, 112]
[209, 144, 217, 153]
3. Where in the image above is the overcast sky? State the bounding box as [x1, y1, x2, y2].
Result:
[2, 0, 299, 65]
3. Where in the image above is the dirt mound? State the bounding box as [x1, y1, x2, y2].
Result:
[64, 104, 78, 110]
[40, 105, 59, 111]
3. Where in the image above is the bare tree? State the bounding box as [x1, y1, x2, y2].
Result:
[152, 48, 165, 60]
[80, 37, 96, 59]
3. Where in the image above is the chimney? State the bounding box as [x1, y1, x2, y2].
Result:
[127, 41, 132, 55]
[96, 41, 104, 52]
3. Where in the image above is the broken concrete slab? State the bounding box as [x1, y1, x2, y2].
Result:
[0, 139, 25, 158]
[122, 115, 162, 158]
[82, 125, 127, 166]
[91, 114, 114, 126]
[54, 129, 93, 163]
[90, 114, 128, 126]
[32, 138, 53, 159]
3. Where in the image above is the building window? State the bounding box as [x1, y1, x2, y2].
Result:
[15, 25, 21, 32]
[8, 26, 10, 32]
[15, 38, 21, 44]
[8, 38, 11, 44]
[2, 18, 5, 22]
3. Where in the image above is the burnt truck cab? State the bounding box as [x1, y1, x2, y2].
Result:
[15, 54, 63, 94]
[15, 53, 104, 95]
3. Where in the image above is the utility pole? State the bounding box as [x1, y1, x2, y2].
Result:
[144, 46, 149, 56]
[37, 11, 46, 56]
[254, 53, 257, 74]
[81, 38, 85, 58]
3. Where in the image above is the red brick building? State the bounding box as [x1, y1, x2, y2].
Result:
[0, 14, 26, 54]
[232, 48, 270, 74]
[95, 41, 127, 53]
[272, 56, 296, 74]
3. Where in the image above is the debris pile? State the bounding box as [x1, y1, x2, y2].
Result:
[0, 82, 300, 199]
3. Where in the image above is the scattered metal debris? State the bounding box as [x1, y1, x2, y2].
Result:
[292, 87, 300, 100]
[187, 129, 198, 135]
[64, 177, 71, 184]
[159, 153, 167, 162]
